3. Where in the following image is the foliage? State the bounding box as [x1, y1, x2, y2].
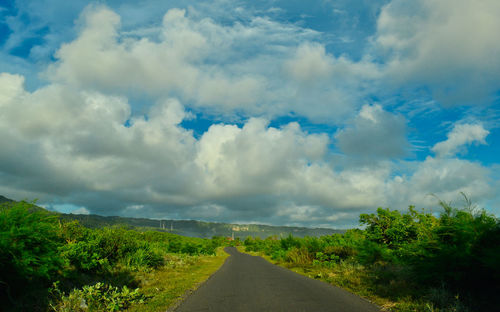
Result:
[0, 201, 228, 311]
[2, 196, 498, 311]
[359, 206, 436, 249]
[50, 282, 146, 311]
[0, 201, 65, 309]
[407, 199, 499, 304]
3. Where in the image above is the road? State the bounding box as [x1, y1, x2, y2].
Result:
[174, 247, 381, 312]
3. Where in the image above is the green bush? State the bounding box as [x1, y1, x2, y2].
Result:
[61, 239, 108, 272]
[50, 282, 146, 311]
[124, 246, 164, 269]
[356, 240, 394, 265]
[407, 201, 499, 307]
[0, 201, 64, 303]
[270, 249, 287, 261]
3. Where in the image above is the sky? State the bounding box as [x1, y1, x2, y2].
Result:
[0, 0, 499, 228]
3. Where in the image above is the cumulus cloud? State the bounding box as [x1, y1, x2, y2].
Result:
[43, 5, 374, 123]
[387, 156, 494, 209]
[45, 6, 299, 117]
[284, 43, 333, 83]
[432, 123, 489, 157]
[196, 118, 328, 197]
[0, 72, 331, 224]
[280, 42, 382, 123]
[375, 0, 500, 105]
[335, 104, 409, 158]
[71, 207, 90, 215]
[48, 7, 204, 97]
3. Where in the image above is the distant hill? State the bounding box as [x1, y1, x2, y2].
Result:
[0, 195, 14, 203]
[1, 195, 344, 238]
[61, 213, 344, 238]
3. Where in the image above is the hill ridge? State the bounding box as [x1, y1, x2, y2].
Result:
[1, 195, 344, 238]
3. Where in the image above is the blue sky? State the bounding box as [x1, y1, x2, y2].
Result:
[0, 0, 499, 228]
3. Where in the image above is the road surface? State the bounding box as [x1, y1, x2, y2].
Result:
[174, 247, 381, 312]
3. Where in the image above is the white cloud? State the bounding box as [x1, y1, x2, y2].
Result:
[335, 104, 409, 158]
[45, 6, 314, 118]
[387, 156, 494, 209]
[0, 73, 26, 105]
[57, 3, 500, 127]
[71, 207, 90, 215]
[43, 5, 373, 123]
[432, 123, 489, 157]
[285, 43, 333, 83]
[46, 6, 265, 111]
[375, 0, 500, 105]
[195, 118, 329, 197]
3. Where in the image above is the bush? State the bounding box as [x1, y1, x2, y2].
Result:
[0, 201, 64, 303]
[50, 282, 146, 311]
[285, 247, 311, 265]
[270, 249, 287, 261]
[61, 238, 108, 273]
[124, 246, 164, 269]
[356, 240, 394, 265]
[407, 201, 499, 309]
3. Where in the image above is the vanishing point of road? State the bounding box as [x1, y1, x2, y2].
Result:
[174, 247, 381, 312]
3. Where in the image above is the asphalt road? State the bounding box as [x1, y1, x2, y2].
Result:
[174, 247, 381, 312]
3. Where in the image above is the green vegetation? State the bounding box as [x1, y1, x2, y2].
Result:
[0, 200, 229, 311]
[2, 195, 498, 311]
[243, 197, 499, 311]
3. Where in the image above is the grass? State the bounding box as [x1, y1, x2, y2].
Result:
[126, 247, 229, 312]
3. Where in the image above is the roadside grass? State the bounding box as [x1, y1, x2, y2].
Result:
[127, 247, 229, 312]
[239, 247, 438, 312]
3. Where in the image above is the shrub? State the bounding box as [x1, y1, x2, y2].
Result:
[124, 246, 164, 269]
[0, 201, 64, 302]
[280, 234, 301, 250]
[61, 238, 108, 273]
[50, 282, 146, 311]
[96, 227, 140, 262]
[285, 247, 311, 265]
[270, 249, 287, 261]
[181, 243, 199, 255]
[356, 240, 394, 265]
[359, 206, 435, 249]
[408, 201, 499, 308]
